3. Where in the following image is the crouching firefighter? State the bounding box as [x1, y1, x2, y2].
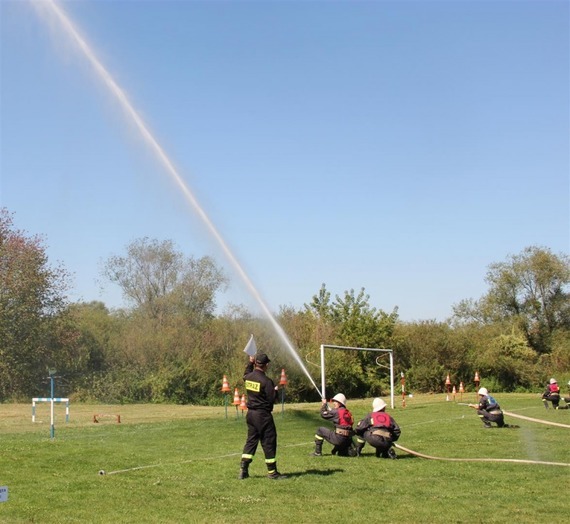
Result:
[355, 398, 401, 459]
[311, 393, 356, 457]
[469, 387, 507, 428]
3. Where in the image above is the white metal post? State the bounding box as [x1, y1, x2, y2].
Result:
[50, 374, 55, 439]
[389, 351, 394, 409]
[320, 344, 326, 401]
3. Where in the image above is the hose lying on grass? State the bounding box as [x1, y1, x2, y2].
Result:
[394, 443, 570, 467]
[502, 410, 570, 429]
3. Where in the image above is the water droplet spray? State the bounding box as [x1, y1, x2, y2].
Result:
[35, 0, 322, 397]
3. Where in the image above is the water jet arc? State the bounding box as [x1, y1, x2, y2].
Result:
[37, 0, 321, 397]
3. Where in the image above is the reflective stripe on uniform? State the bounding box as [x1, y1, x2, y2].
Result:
[245, 380, 261, 392]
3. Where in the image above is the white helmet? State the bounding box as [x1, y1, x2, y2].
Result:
[478, 387, 488, 396]
[332, 393, 347, 406]
[372, 398, 386, 412]
[550, 378, 557, 384]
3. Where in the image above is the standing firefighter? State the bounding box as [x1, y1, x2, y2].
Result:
[311, 393, 355, 457]
[355, 398, 401, 459]
[469, 387, 508, 428]
[238, 353, 287, 480]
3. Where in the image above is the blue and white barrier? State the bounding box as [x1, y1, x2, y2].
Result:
[32, 397, 70, 423]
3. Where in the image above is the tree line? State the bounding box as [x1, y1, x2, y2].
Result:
[1, 208, 569, 404]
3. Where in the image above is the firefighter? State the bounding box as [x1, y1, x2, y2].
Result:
[238, 353, 286, 480]
[311, 393, 355, 457]
[541, 378, 561, 409]
[469, 387, 507, 428]
[355, 398, 401, 458]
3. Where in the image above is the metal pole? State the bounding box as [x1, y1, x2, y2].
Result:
[389, 351, 394, 409]
[320, 344, 325, 401]
[50, 375, 55, 439]
[224, 394, 228, 420]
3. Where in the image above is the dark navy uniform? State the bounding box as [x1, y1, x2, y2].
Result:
[542, 381, 560, 409]
[238, 354, 285, 479]
[477, 394, 505, 427]
[312, 395, 354, 456]
[355, 410, 401, 458]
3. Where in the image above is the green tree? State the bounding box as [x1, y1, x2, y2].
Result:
[0, 209, 71, 399]
[304, 286, 398, 398]
[453, 246, 570, 354]
[102, 237, 228, 324]
[392, 320, 467, 393]
[475, 333, 537, 391]
[331, 288, 397, 349]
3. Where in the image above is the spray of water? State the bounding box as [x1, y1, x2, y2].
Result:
[35, 0, 322, 397]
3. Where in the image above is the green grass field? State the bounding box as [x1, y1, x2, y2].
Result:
[0, 394, 568, 523]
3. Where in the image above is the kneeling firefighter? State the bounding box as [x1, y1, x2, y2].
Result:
[311, 393, 355, 457]
[355, 398, 401, 458]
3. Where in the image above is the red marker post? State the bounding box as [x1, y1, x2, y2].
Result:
[232, 388, 241, 419]
[239, 394, 247, 417]
[279, 369, 288, 417]
[401, 372, 406, 408]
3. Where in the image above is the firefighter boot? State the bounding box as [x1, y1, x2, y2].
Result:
[238, 460, 250, 480]
[267, 463, 287, 480]
[386, 447, 397, 459]
[311, 439, 323, 456]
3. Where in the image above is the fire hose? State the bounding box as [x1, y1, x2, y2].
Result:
[502, 410, 570, 429]
[394, 443, 570, 467]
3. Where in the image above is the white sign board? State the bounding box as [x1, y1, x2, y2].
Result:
[0, 486, 8, 502]
[243, 334, 257, 357]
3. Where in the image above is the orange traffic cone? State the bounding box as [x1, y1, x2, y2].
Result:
[445, 374, 451, 401]
[232, 388, 240, 406]
[279, 369, 288, 387]
[452, 385, 456, 401]
[221, 375, 231, 393]
[474, 371, 480, 401]
[240, 394, 247, 412]
[459, 381, 464, 401]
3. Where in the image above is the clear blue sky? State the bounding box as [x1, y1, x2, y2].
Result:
[1, 0, 568, 322]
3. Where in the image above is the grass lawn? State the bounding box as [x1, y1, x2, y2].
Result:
[0, 394, 568, 523]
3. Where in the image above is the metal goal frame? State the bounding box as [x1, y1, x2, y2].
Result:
[320, 344, 394, 408]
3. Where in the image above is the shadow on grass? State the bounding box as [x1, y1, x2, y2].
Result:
[358, 454, 415, 460]
[279, 468, 345, 478]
